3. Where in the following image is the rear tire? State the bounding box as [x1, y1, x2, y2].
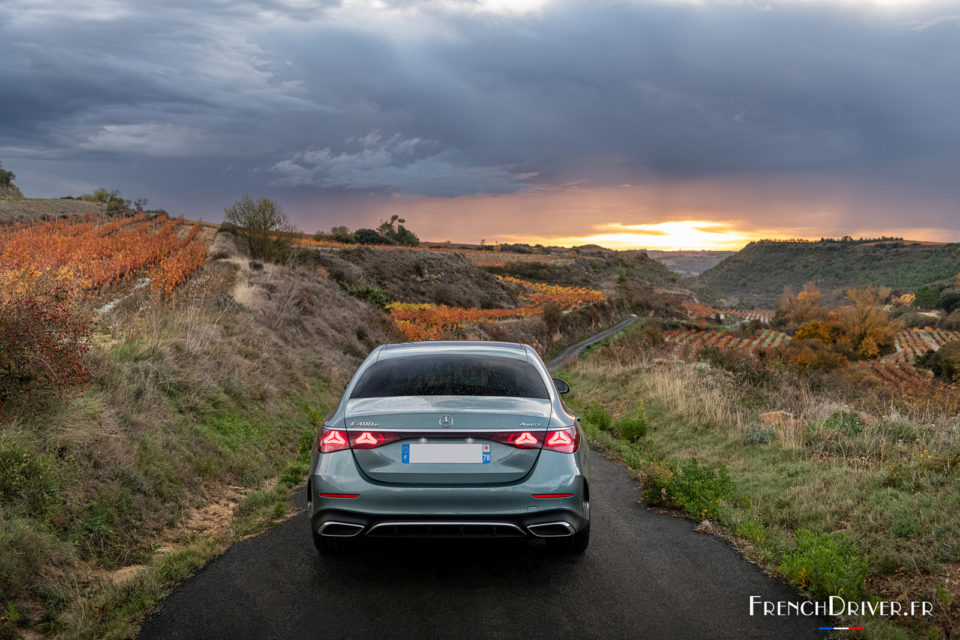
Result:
[546, 525, 590, 554]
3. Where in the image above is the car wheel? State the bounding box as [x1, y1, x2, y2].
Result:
[546, 525, 590, 554]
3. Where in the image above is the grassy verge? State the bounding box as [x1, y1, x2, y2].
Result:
[1, 257, 395, 639]
[563, 324, 959, 639]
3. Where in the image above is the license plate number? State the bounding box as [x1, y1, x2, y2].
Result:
[402, 443, 491, 464]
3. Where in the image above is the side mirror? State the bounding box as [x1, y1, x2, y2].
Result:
[552, 378, 570, 394]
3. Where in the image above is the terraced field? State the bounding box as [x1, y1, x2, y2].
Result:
[891, 327, 960, 361]
[663, 327, 789, 357]
[730, 309, 774, 324]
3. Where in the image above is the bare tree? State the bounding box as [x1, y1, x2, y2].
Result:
[224, 195, 298, 262]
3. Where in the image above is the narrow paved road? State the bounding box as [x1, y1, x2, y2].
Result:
[545, 315, 641, 372]
[138, 450, 830, 639]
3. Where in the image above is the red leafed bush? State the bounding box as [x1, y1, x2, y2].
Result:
[0, 296, 91, 416]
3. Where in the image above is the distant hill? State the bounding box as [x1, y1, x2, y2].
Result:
[645, 250, 736, 277]
[699, 239, 960, 306]
[484, 249, 685, 289]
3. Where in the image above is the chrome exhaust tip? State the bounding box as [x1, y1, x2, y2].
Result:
[317, 521, 365, 537]
[527, 521, 576, 538]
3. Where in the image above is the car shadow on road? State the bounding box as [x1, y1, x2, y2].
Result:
[310, 538, 584, 590]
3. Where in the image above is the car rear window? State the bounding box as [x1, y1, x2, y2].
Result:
[351, 354, 549, 399]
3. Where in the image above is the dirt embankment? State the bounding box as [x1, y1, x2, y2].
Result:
[0, 182, 24, 198]
[306, 245, 519, 309]
[0, 197, 107, 223]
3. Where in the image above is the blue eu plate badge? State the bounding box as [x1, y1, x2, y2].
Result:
[400, 443, 492, 464]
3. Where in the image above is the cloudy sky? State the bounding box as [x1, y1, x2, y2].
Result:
[1, 0, 958, 249]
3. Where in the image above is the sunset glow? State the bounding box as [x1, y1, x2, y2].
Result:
[513, 221, 764, 251]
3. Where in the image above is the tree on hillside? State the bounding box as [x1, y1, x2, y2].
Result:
[377, 214, 420, 247]
[80, 188, 131, 216]
[832, 286, 900, 358]
[0, 161, 14, 186]
[354, 228, 391, 245]
[224, 195, 298, 262]
[330, 226, 355, 244]
[774, 282, 829, 332]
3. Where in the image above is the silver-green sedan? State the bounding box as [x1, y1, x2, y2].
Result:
[307, 341, 591, 553]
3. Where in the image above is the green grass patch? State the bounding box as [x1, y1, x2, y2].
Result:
[780, 530, 869, 599]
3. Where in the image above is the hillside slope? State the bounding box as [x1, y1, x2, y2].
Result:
[700, 240, 960, 306]
[484, 249, 685, 291]
[307, 245, 519, 308]
[0, 197, 107, 222]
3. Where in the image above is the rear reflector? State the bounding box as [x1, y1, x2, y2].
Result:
[318, 428, 349, 453]
[319, 493, 360, 499]
[532, 493, 574, 498]
[543, 427, 580, 453]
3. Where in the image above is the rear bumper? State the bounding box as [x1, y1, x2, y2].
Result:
[312, 509, 589, 539]
[308, 448, 590, 539]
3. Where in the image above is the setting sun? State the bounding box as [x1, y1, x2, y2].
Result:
[511, 221, 765, 251]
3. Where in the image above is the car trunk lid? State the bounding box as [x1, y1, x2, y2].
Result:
[345, 396, 552, 485]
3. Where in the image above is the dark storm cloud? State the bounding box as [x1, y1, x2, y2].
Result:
[1, 0, 958, 231]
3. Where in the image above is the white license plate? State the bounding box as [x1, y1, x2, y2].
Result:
[401, 443, 491, 464]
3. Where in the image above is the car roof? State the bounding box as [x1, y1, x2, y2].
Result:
[376, 341, 532, 362]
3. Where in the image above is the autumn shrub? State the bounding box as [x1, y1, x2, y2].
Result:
[773, 339, 848, 372]
[776, 285, 901, 363]
[0, 296, 91, 416]
[641, 322, 664, 346]
[542, 302, 563, 334]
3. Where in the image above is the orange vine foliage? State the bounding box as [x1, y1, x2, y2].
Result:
[0, 214, 206, 298]
[388, 278, 605, 341]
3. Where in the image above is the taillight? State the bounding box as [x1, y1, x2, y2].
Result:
[490, 431, 543, 449]
[349, 431, 402, 449]
[318, 427, 349, 453]
[543, 427, 580, 453]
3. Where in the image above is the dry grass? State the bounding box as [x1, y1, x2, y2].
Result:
[562, 326, 960, 638]
[0, 231, 406, 638]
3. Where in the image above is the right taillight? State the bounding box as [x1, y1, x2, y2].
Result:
[349, 431, 403, 449]
[543, 427, 580, 453]
[318, 427, 349, 453]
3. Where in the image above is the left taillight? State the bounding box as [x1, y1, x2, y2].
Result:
[317, 427, 349, 453]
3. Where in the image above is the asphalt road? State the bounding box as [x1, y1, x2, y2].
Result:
[545, 315, 641, 372]
[138, 450, 830, 640]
